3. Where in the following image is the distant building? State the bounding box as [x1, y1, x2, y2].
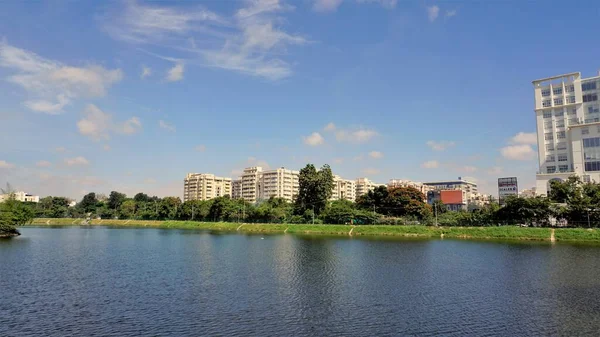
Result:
[232, 166, 299, 203]
[231, 179, 242, 199]
[331, 175, 356, 202]
[388, 179, 432, 200]
[355, 178, 385, 198]
[423, 178, 478, 200]
[0, 191, 40, 203]
[427, 190, 467, 211]
[498, 177, 518, 204]
[520, 188, 537, 198]
[183, 173, 232, 201]
[240, 166, 263, 203]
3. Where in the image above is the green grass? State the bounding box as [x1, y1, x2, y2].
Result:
[554, 228, 600, 242]
[23, 218, 600, 243]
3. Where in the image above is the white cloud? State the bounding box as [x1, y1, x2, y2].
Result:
[303, 132, 325, 146]
[324, 122, 336, 131]
[166, 63, 184, 82]
[0, 41, 122, 113]
[65, 156, 90, 166]
[362, 168, 380, 175]
[141, 66, 152, 78]
[369, 151, 384, 159]
[335, 127, 378, 144]
[421, 160, 439, 169]
[0, 160, 15, 169]
[195, 144, 206, 152]
[159, 120, 176, 132]
[353, 155, 364, 162]
[333, 158, 344, 164]
[427, 5, 440, 22]
[36, 160, 52, 167]
[501, 145, 536, 161]
[77, 104, 142, 141]
[487, 166, 504, 175]
[313, 0, 343, 12]
[510, 132, 537, 145]
[446, 9, 457, 17]
[426, 140, 455, 151]
[54, 147, 66, 153]
[103, 1, 308, 81]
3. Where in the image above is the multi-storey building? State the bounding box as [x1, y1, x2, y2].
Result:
[423, 178, 479, 201]
[183, 173, 232, 202]
[0, 191, 39, 203]
[387, 179, 432, 199]
[355, 178, 385, 198]
[520, 188, 536, 198]
[498, 177, 518, 204]
[259, 167, 300, 202]
[331, 175, 356, 202]
[533, 72, 600, 195]
[233, 166, 299, 203]
[231, 179, 242, 199]
[240, 166, 263, 203]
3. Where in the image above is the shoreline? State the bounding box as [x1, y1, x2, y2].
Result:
[22, 218, 600, 243]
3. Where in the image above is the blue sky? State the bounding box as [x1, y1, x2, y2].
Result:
[1, 0, 600, 199]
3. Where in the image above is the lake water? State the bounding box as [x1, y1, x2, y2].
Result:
[2, 227, 600, 336]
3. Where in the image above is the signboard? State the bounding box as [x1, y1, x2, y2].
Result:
[498, 177, 518, 203]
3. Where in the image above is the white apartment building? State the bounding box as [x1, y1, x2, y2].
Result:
[533, 72, 600, 195]
[355, 178, 385, 198]
[388, 179, 432, 197]
[183, 173, 232, 202]
[0, 191, 39, 203]
[423, 178, 479, 201]
[233, 166, 299, 203]
[259, 167, 300, 202]
[331, 175, 356, 202]
[232, 179, 242, 199]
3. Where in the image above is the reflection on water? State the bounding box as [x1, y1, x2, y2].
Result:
[2, 227, 600, 336]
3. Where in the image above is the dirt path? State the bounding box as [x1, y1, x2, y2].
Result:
[550, 228, 556, 243]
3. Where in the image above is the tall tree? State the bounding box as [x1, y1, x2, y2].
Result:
[108, 191, 127, 211]
[78, 192, 98, 214]
[295, 164, 334, 216]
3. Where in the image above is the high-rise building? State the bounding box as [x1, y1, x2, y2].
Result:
[498, 177, 518, 203]
[183, 173, 232, 201]
[533, 72, 600, 196]
[423, 178, 478, 201]
[355, 178, 385, 198]
[331, 175, 356, 202]
[233, 166, 299, 203]
[232, 179, 242, 199]
[259, 167, 300, 202]
[388, 179, 432, 199]
[241, 166, 263, 203]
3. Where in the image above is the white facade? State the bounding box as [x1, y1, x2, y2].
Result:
[232, 179, 242, 199]
[388, 179, 432, 198]
[533, 72, 600, 195]
[0, 191, 40, 203]
[234, 166, 299, 203]
[331, 175, 356, 202]
[259, 167, 300, 202]
[355, 178, 385, 198]
[423, 178, 479, 201]
[183, 173, 232, 201]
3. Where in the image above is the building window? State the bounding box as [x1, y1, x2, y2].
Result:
[567, 96, 576, 104]
[541, 89, 551, 97]
[546, 144, 555, 151]
[588, 105, 600, 114]
[583, 175, 591, 183]
[557, 142, 567, 150]
[546, 155, 555, 162]
[583, 137, 600, 148]
[557, 131, 566, 139]
[553, 87, 563, 95]
[543, 100, 552, 107]
[544, 121, 553, 128]
[582, 82, 597, 91]
[547, 166, 556, 174]
[585, 161, 600, 172]
[558, 165, 569, 172]
[566, 85, 575, 93]
[569, 118, 579, 125]
[543, 111, 552, 118]
[554, 98, 564, 106]
[585, 118, 600, 124]
[583, 93, 598, 102]
[556, 120, 565, 128]
[558, 153, 568, 162]
[555, 110, 564, 117]
[544, 132, 554, 140]
[582, 128, 590, 135]
[569, 108, 577, 115]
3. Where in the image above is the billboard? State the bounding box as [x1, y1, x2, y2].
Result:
[498, 177, 518, 203]
[440, 190, 464, 205]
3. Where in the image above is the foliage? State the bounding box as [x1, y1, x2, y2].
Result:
[356, 186, 430, 220]
[294, 164, 334, 216]
[0, 197, 34, 236]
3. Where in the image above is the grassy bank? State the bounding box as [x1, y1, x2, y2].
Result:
[24, 218, 600, 242]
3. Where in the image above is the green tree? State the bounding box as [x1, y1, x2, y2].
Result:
[294, 164, 334, 217]
[384, 186, 431, 219]
[108, 191, 127, 211]
[78, 192, 99, 214]
[356, 185, 388, 211]
[119, 199, 136, 219]
[0, 198, 34, 237]
[158, 197, 181, 220]
[322, 199, 355, 224]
